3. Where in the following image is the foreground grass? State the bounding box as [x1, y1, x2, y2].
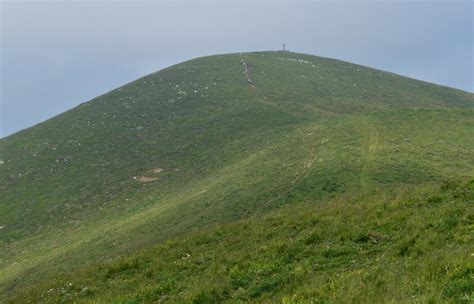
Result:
[9, 179, 473, 303]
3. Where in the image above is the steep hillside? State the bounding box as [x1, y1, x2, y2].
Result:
[0, 51, 473, 298]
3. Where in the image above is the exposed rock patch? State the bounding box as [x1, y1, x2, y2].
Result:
[148, 167, 166, 174]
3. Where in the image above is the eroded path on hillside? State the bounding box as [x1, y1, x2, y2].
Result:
[239, 56, 300, 117]
[264, 152, 319, 208]
[240, 57, 267, 100]
[238, 55, 322, 205]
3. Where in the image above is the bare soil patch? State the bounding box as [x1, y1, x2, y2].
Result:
[134, 176, 159, 183]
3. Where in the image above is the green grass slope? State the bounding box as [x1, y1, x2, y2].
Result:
[0, 51, 473, 299]
[8, 179, 474, 303]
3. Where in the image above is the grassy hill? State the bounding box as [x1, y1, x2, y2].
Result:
[1, 51, 473, 301]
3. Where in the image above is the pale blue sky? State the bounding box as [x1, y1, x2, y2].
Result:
[1, 1, 473, 137]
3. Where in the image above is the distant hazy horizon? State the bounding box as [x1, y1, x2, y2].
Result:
[1, 1, 472, 137]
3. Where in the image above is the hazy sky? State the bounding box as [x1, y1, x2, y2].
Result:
[1, 1, 473, 137]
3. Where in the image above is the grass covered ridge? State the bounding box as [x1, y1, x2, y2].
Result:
[0, 51, 473, 300]
[9, 179, 474, 303]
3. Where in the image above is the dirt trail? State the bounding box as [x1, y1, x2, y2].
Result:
[239, 56, 300, 117]
[133, 167, 170, 183]
[240, 58, 262, 97]
[238, 56, 322, 205]
[263, 127, 320, 207]
[134, 176, 159, 183]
